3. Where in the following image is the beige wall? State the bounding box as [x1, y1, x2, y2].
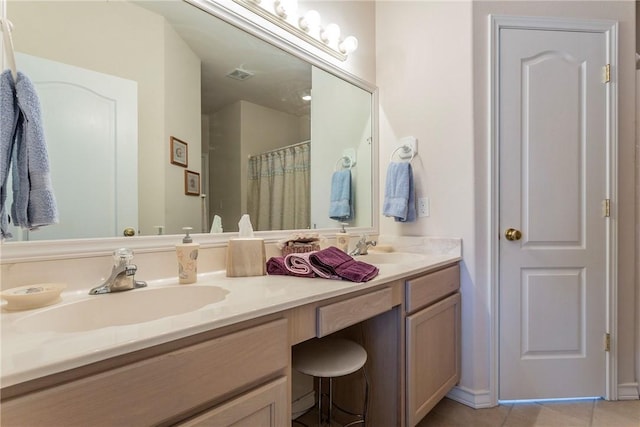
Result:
[377, 0, 638, 403]
[209, 101, 305, 231]
[376, 0, 478, 398]
[209, 102, 243, 232]
[163, 21, 202, 235]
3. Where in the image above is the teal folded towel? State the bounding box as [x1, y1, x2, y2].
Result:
[329, 169, 353, 221]
[383, 162, 416, 222]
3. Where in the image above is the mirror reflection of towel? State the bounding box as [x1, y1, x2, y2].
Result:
[383, 162, 416, 222]
[0, 70, 58, 238]
[329, 169, 352, 221]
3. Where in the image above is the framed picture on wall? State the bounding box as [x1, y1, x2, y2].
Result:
[170, 136, 188, 167]
[185, 170, 200, 196]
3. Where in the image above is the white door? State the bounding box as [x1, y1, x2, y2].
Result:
[498, 25, 610, 400]
[8, 53, 138, 240]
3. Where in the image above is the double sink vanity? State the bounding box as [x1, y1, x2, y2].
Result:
[1, 237, 461, 426]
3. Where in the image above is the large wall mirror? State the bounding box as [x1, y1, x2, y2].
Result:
[2, 0, 376, 257]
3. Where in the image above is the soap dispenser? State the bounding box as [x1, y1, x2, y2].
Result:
[176, 227, 199, 284]
[336, 223, 350, 253]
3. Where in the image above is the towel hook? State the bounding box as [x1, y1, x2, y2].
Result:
[0, 18, 17, 81]
[334, 155, 354, 171]
[390, 144, 415, 162]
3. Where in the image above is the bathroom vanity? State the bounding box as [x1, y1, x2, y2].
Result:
[1, 241, 461, 426]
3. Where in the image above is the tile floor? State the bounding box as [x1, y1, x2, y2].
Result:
[293, 396, 640, 426]
[417, 397, 640, 427]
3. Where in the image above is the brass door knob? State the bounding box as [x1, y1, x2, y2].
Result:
[123, 227, 136, 237]
[505, 228, 522, 241]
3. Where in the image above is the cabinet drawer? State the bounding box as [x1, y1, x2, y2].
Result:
[1, 319, 288, 427]
[178, 376, 288, 427]
[405, 264, 460, 313]
[317, 287, 393, 337]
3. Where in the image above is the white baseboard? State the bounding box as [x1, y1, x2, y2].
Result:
[617, 383, 640, 400]
[446, 383, 639, 406]
[446, 386, 494, 409]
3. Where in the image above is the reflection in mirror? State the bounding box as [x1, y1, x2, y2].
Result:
[4, 0, 373, 242]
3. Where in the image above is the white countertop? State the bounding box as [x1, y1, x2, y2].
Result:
[1, 237, 461, 388]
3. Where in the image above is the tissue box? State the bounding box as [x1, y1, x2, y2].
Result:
[226, 238, 266, 277]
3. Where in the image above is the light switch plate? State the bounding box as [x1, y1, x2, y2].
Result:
[418, 197, 430, 217]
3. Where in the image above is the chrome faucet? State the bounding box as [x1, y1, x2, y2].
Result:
[349, 235, 377, 256]
[89, 248, 147, 295]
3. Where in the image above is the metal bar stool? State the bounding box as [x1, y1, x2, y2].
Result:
[292, 337, 369, 426]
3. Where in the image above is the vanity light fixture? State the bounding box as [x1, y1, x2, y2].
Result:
[298, 9, 320, 32]
[320, 23, 340, 45]
[339, 36, 358, 55]
[233, 0, 358, 61]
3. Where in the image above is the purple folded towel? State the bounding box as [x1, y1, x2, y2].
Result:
[335, 260, 379, 282]
[284, 253, 317, 278]
[308, 246, 353, 275]
[266, 257, 289, 276]
[309, 246, 379, 283]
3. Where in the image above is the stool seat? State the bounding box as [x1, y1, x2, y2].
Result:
[293, 338, 367, 378]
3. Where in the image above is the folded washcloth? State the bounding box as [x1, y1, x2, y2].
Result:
[309, 246, 353, 278]
[266, 256, 289, 276]
[335, 260, 379, 282]
[0, 70, 18, 239]
[309, 246, 378, 283]
[382, 162, 416, 222]
[11, 71, 58, 230]
[284, 253, 317, 278]
[329, 169, 352, 221]
[269, 247, 378, 283]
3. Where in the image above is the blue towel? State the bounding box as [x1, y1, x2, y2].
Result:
[329, 169, 352, 221]
[383, 162, 416, 222]
[1, 70, 58, 236]
[0, 70, 19, 238]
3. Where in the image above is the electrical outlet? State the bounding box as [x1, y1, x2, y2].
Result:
[418, 197, 430, 217]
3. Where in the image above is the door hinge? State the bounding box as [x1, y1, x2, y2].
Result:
[604, 333, 611, 352]
[604, 64, 611, 83]
[603, 199, 611, 217]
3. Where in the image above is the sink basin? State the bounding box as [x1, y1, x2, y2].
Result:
[357, 252, 426, 265]
[14, 285, 229, 333]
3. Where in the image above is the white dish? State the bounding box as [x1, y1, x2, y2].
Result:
[1, 283, 66, 311]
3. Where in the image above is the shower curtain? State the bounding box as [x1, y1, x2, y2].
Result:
[247, 141, 310, 231]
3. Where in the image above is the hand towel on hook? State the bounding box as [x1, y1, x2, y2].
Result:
[329, 168, 353, 221]
[0, 70, 19, 238]
[383, 161, 416, 222]
[9, 71, 59, 232]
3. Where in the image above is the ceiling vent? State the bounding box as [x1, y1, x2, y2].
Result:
[226, 68, 254, 81]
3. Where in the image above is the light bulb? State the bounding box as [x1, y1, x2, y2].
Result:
[320, 23, 340, 44]
[274, 0, 297, 19]
[339, 36, 358, 54]
[298, 10, 321, 32]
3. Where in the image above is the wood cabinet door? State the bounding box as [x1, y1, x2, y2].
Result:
[178, 377, 288, 427]
[406, 292, 461, 427]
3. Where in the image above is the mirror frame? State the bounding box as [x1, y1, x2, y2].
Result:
[0, 0, 379, 263]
